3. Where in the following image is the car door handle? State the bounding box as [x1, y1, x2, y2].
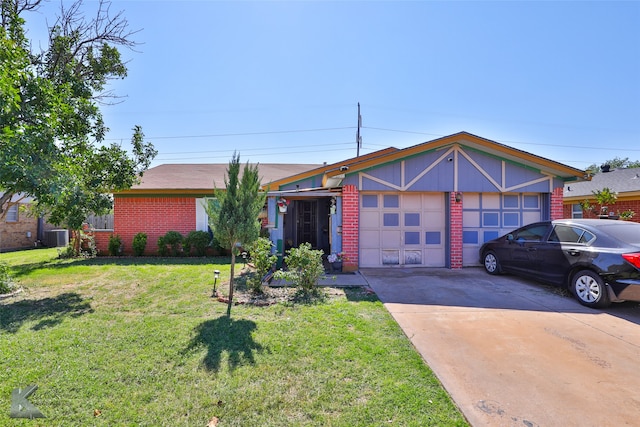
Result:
[567, 250, 580, 256]
[527, 248, 537, 252]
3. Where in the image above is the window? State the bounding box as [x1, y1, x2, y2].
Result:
[404, 213, 420, 227]
[463, 231, 478, 244]
[405, 232, 420, 245]
[523, 195, 539, 209]
[548, 225, 595, 244]
[571, 204, 583, 219]
[362, 195, 378, 208]
[483, 212, 500, 227]
[503, 195, 519, 208]
[511, 224, 549, 242]
[6, 204, 18, 222]
[383, 194, 399, 208]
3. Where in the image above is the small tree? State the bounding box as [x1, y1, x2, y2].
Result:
[593, 187, 617, 216]
[275, 243, 325, 291]
[205, 152, 266, 316]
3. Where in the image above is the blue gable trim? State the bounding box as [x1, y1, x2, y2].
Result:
[345, 144, 559, 194]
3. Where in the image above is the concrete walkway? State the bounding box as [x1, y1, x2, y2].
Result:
[359, 267, 640, 427]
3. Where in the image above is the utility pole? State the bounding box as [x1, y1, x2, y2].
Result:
[356, 102, 362, 157]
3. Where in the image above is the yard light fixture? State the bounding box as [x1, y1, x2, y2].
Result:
[241, 251, 248, 267]
[212, 269, 221, 296]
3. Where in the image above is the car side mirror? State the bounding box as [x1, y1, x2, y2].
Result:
[506, 234, 514, 243]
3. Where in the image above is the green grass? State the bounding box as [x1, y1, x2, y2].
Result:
[0, 249, 467, 426]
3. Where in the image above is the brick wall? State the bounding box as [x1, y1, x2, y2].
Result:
[341, 185, 359, 272]
[551, 188, 564, 220]
[563, 198, 640, 223]
[114, 196, 197, 255]
[450, 192, 463, 269]
[1, 206, 38, 251]
[93, 230, 112, 254]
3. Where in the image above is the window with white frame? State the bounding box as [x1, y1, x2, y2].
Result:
[6, 204, 18, 222]
[571, 204, 583, 219]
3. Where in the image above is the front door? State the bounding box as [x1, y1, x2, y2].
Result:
[297, 200, 318, 248]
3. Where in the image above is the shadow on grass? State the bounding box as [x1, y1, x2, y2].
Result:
[288, 287, 328, 305]
[0, 292, 94, 333]
[343, 286, 380, 303]
[185, 315, 265, 372]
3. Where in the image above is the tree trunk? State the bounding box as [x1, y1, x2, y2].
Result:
[227, 252, 236, 317]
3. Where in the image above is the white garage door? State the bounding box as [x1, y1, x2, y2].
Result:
[360, 193, 446, 267]
[462, 193, 543, 266]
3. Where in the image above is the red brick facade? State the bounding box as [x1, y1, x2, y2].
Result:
[92, 230, 112, 255]
[114, 196, 196, 255]
[341, 185, 359, 272]
[563, 199, 640, 223]
[450, 192, 463, 269]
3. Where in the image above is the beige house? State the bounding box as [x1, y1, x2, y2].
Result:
[0, 194, 56, 252]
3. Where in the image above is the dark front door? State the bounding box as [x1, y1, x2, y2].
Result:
[297, 200, 318, 248]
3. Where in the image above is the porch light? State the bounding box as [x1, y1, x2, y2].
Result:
[212, 270, 221, 296]
[455, 192, 463, 203]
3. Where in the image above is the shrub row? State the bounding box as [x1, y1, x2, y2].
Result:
[107, 230, 225, 257]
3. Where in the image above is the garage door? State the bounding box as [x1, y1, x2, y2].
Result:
[462, 193, 543, 266]
[360, 193, 446, 267]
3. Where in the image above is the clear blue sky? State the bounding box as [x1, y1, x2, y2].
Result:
[27, 1, 640, 170]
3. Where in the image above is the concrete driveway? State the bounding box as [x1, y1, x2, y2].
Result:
[360, 267, 640, 427]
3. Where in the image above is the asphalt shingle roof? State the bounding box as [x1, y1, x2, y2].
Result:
[564, 167, 640, 198]
[123, 163, 322, 193]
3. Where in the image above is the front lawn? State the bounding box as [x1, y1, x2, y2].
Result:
[0, 249, 467, 426]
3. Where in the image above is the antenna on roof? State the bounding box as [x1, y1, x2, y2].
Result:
[356, 102, 362, 157]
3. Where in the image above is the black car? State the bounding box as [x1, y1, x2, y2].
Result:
[479, 218, 640, 308]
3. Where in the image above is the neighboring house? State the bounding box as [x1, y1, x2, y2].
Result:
[0, 194, 56, 252]
[563, 166, 640, 221]
[111, 132, 585, 269]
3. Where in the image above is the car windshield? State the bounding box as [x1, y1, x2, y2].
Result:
[599, 223, 640, 245]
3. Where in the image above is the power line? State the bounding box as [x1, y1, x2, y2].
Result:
[364, 126, 640, 152]
[157, 146, 362, 162]
[159, 141, 353, 156]
[105, 126, 356, 142]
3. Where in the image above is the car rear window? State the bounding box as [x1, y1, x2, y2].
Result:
[599, 223, 640, 245]
[548, 225, 595, 244]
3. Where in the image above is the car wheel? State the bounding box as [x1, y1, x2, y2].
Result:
[483, 251, 501, 275]
[571, 270, 611, 308]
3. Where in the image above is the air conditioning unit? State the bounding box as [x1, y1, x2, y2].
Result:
[46, 229, 69, 247]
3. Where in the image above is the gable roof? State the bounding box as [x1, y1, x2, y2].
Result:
[116, 163, 322, 196]
[564, 167, 640, 201]
[263, 147, 400, 190]
[274, 132, 584, 189]
[324, 132, 585, 181]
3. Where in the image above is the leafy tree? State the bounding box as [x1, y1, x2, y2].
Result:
[0, 0, 156, 254]
[205, 152, 265, 316]
[586, 157, 640, 175]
